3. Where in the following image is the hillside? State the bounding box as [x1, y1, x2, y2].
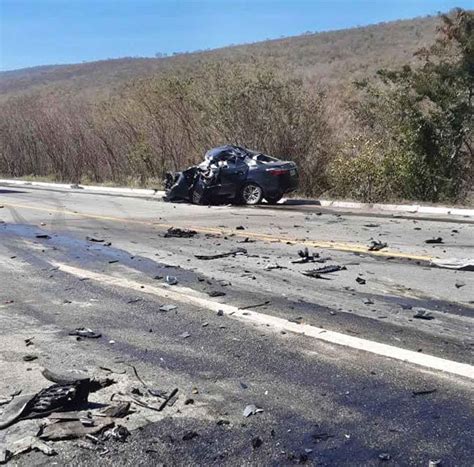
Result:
[0, 15, 439, 98]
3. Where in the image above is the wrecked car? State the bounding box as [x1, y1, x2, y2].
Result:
[164, 145, 299, 205]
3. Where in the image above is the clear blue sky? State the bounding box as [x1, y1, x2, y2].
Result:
[0, 0, 471, 71]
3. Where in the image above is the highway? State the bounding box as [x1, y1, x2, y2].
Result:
[0, 185, 473, 465]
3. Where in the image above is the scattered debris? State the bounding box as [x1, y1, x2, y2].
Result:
[216, 310, 224, 316]
[166, 276, 178, 285]
[159, 304, 177, 312]
[243, 404, 263, 417]
[239, 300, 270, 310]
[251, 436, 263, 449]
[364, 223, 380, 228]
[430, 258, 474, 271]
[378, 453, 391, 461]
[368, 240, 387, 251]
[195, 248, 247, 260]
[208, 291, 226, 297]
[292, 248, 319, 264]
[412, 388, 437, 397]
[413, 309, 434, 320]
[235, 226, 245, 230]
[264, 263, 286, 270]
[40, 417, 114, 441]
[164, 227, 197, 238]
[363, 298, 374, 305]
[425, 237, 443, 244]
[428, 460, 442, 467]
[22, 354, 38, 362]
[303, 265, 346, 279]
[86, 236, 105, 243]
[103, 425, 130, 442]
[68, 328, 102, 339]
[356, 277, 366, 285]
[35, 234, 51, 240]
[455, 281, 466, 289]
[180, 332, 191, 339]
[311, 432, 334, 442]
[98, 402, 131, 418]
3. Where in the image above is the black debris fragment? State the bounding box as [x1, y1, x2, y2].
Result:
[35, 234, 51, 240]
[68, 328, 102, 339]
[425, 237, 444, 244]
[22, 354, 38, 362]
[164, 227, 197, 238]
[86, 236, 104, 243]
[412, 388, 437, 397]
[378, 453, 391, 461]
[455, 281, 465, 289]
[239, 300, 270, 310]
[235, 226, 245, 230]
[166, 276, 178, 285]
[182, 431, 199, 441]
[195, 248, 247, 260]
[292, 248, 320, 264]
[103, 425, 130, 442]
[413, 310, 434, 320]
[356, 277, 366, 285]
[368, 240, 387, 251]
[251, 437, 263, 449]
[208, 291, 226, 297]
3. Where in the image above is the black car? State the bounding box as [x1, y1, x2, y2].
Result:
[164, 145, 299, 205]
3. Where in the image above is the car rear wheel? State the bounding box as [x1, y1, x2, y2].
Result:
[265, 194, 283, 204]
[240, 183, 263, 205]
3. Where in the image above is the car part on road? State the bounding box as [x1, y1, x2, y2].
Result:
[302, 265, 347, 279]
[68, 328, 102, 339]
[164, 227, 198, 238]
[164, 145, 298, 205]
[430, 258, 474, 271]
[425, 237, 444, 244]
[243, 404, 263, 417]
[368, 240, 387, 251]
[292, 248, 320, 264]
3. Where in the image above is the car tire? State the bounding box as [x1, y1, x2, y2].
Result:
[265, 194, 283, 204]
[240, 183, 263, 205]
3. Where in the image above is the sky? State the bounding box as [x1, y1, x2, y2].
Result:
[0, 0, 471, 71]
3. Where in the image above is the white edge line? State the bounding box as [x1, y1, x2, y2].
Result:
[51, 261, 474, 380]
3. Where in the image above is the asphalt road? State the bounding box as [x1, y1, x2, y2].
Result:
[0, 186, 473, 466]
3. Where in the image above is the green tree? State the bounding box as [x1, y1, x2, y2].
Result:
[352, 9, 473, 202]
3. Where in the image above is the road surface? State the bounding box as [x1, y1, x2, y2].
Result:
[0, 186, 473, 465]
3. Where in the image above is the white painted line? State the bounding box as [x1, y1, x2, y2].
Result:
[52, 262, 474, 380]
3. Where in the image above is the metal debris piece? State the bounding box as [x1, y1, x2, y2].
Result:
[86, 236, 105, 242]
[368, 240, 387, 251]
[166, 276, 178, 285]
[413, 309, 434, 320]
[68, 328, 102, 339]
[164, 227, 197, 238]
[195, 248, 247, 260]
[208, 291, 226, 297]
[412, 388, 437, 397]
[303, 265, 346, 278]
[239, 300, 270, 310]
[251, 437, 263, 449]
[103, 425, 130, 442]
[425, 237, 443, 244]
[159, 304, 177, 312]
[292, 248, 320, 264]
[243, 404, 263, 417]
[22, 354, 38, 362]
[430, 258, 474, 271]
[40, 417, 114, 441]
[99, 402, 131, 418]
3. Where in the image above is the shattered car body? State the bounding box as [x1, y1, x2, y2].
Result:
[164, 145, 299, 205]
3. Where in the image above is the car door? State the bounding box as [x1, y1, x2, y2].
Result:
[218, 156, 249, 197]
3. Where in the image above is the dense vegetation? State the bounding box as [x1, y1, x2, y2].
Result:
[0, 10, 472, 203]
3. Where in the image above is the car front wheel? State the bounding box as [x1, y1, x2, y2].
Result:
[240, 183, 263, 205]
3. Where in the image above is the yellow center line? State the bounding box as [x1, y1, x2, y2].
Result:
[1, 201, 433, 261]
